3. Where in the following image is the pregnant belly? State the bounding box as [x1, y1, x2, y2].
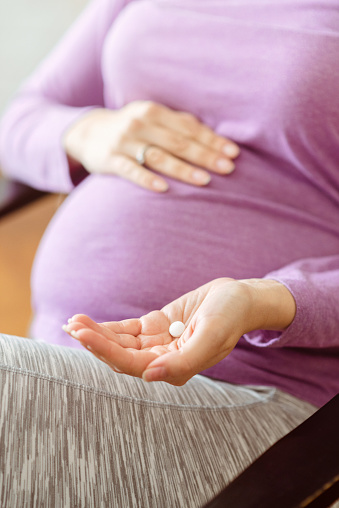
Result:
[31, 173, 339, 340]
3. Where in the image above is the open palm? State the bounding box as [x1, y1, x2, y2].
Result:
[64, 278, 251, 385]
[67, 309, 189, 376]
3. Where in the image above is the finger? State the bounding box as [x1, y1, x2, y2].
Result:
[100, 318, 142, 337]
[105, 153, 169, 192]
[178, 113, 240, 159]
[122, 140, 211, 186]
[84, 346, 127, 374]
[138, 124, 236, 175]
[140, 102, 240, 159]
[65, 314, 142, 349]
[70, 328, 159, 377]
[65, 324, 126, 372]
[142, 350, 194, 386]
[68, 313, 103, 330]
[81, 344, 122, 372]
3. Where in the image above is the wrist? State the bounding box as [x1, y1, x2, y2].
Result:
[239, 278, 296, 332]
[62, 108, 104, 162]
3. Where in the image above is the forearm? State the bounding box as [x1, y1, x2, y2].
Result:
[0, 0, 127, 191]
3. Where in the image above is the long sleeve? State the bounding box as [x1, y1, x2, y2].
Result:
[244, 254, 339, 349]
[0, 0, 131, 193]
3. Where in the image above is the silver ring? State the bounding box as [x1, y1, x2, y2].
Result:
[135, 144, 151, 166]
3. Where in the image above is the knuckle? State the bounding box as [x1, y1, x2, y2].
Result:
[187, 123, 200, 138]
[126, 164, 141, 180]
[171, 161, 186, 177]
[180, 112, 197, 125]
[119, 158, 138, 177]
[126, 118, 143, 134]
[201, 128, 215, 146]
[182, 112, 196, 121]
[209, 135, 225, 152]
[138, 168, 154, 185]
[181, 113, 200, 135]
[198, 147, 215, 168]
[123, 100, 140, 115]
[141, 101, 158, 120]
[169, 134, 189, 153]
[146, 147, 165, 166]
[119, 159, 153, 188]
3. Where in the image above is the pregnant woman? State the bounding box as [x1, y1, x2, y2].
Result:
[0, 0, 338, 506]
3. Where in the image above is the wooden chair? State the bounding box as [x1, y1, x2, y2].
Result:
[203, 394, 339, 508]
[0, 175, 58, 336]
[0, 177, 47, 218]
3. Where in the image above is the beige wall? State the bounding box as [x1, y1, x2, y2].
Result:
[0, 0, 88, 113]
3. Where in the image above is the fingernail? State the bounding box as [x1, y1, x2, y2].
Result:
[152, 179, 168, 192]
[71, 330, 80, 340]
[222, 143, 240, 158]
[62, 324, 69, 332]
[216, 158, 235, 173]
[142, 367, 167, 382]
[192, 170, 211, 185]
[68, 318, 73, 324]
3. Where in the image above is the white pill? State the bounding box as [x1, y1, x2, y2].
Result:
[169, 321, 185, 338]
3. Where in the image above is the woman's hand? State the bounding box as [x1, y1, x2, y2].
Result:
[62, 101, 239, 192]
[63, 278, 296, 386]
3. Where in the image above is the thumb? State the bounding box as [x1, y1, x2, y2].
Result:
[142, 350, 195, 385]
[142, 319, 224, 384]
[142, 319, 240, 386]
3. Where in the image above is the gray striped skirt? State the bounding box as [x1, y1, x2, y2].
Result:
[0, 334, 319, 507]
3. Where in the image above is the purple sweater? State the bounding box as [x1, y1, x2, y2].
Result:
[1, 0, 339, 407]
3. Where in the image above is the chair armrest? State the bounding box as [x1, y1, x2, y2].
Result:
[203, 394, 339, 508]
[0, 176, 47, 218]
